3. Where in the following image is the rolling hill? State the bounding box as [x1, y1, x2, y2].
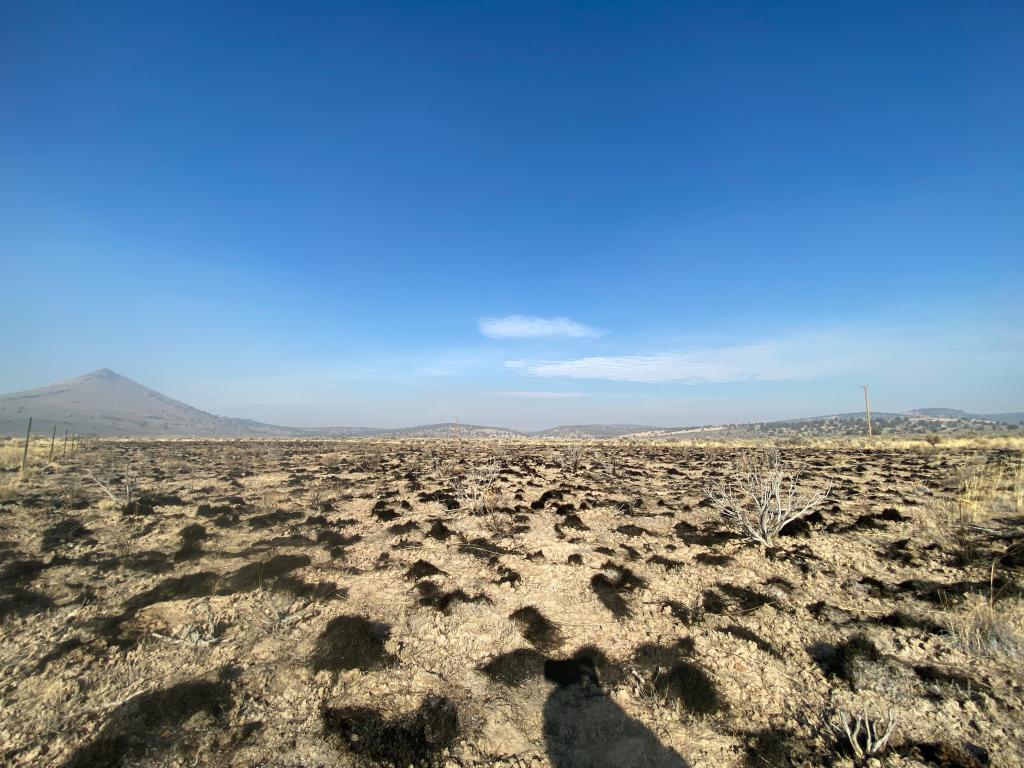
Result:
[1, 369, 1020, 439]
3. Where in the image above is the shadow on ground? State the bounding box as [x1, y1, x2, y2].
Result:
[542, 656, 690, 768]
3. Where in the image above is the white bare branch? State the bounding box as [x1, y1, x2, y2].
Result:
[707, 449, 831, 547]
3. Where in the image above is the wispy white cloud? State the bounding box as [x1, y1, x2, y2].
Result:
[487, 391, 585, 399]
[478, 315, 604, 340]
[506, 334, 861, 383]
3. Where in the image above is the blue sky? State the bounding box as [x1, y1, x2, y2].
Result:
[1, 2, 1022, 429]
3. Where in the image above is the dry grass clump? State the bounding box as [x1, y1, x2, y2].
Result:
[0, 436, 61, 474]
[926, 453, 1024, 565]
[945, 571, 1024, 659]
[0, 439, 25, 469]
[707, 448, 831, 547]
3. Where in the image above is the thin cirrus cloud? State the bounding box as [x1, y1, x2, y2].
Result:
[506, 335, 862, 384]
[478, 315, 604, 340]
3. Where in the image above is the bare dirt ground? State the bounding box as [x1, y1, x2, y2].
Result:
[1, 439, 1022, 768]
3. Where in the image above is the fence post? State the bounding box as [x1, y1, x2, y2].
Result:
[63, 430, 68, 458]
[49, 425, 57, 462]
[21, 417, 32, 478]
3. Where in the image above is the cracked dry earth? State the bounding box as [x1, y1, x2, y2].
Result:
[1, 440, 1022, 768]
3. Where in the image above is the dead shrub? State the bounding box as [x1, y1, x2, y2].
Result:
[707, 449, 831, 547]
[829, 707, 896, 761]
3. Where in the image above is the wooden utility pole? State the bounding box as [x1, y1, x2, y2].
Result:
[49, 425, 56, 462]
[21, 417, 32, 478]
[861, 385, 873, 438]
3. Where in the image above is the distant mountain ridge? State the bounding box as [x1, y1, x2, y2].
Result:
[0, 369, 299, 438]
[907, 408, 1024, 424]
[0, 369, 1020, 439]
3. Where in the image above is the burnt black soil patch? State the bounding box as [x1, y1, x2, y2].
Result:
[510, 606, 563, 651]
[897, 577, 1019, 605]
[742, 728, 819, 768]
[317, 529, 362, 550]
[310, 615, 397, 672]
[590, 562, 646, 617]
[702, 583, 772, 615]
[42, 518, 93, 552]
[674, 522, 740, 547]
[896, 742, 989, 768]
[418, 490, 459, 510]
[426, 520, 456, 540]
[556, 513, 589, 532]
[173, 524, 207, 562]
[544, 656, 599, 687]
[832, 512, 885, 532]
[719, 583, 773, 610]
[247, 509, 303, 529]
[322, 695, 458, 768]
[662, 600, 700, 625]
[809, 633, 882, 685]
[371, 506, 401, 523]
[877, 538, 922, 566]
[60, 677, 232, 768]
[273, 575, 344, 600]
[405, 560, 447, 580]
[874, 610, 944, 634]
[480, 648, 547, 686]
[631, 642, 723, 716]
[913, 664, 989, 703]
[777, 509, 825, 537]
[632, 639, 695, 669]
[122, 492, 185, 517]
[416, 582, 490, 613]
[566, 553, 584, 566]
[877, 507, 911, 522]
[531, 489, 565, 510]
[494, 567, 521, 587]
[457, 537, 510, 563]
[389, 520, 420, 535]
[647, 554, 683, 570]
[695, 552, 733, 566]
[196, 503, 243, 528]
[830, 507, 912, 535]
[717, 625, 781, 658]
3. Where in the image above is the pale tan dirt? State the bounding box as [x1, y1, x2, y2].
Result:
[0, 439, 1021, 767]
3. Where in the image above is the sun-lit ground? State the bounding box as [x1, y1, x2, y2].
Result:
[1, 438, 1022, 767]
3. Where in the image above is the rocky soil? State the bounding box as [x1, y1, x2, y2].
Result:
[0, 439, 1021, 767]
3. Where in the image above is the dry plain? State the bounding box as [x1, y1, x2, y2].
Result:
[1, 438, 1022, 768]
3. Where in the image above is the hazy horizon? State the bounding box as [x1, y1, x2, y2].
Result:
[2, 3, 1021, 430]
[2, 366, 1021, 433]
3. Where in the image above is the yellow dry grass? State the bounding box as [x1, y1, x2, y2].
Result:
[0, 436, 63, 474]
